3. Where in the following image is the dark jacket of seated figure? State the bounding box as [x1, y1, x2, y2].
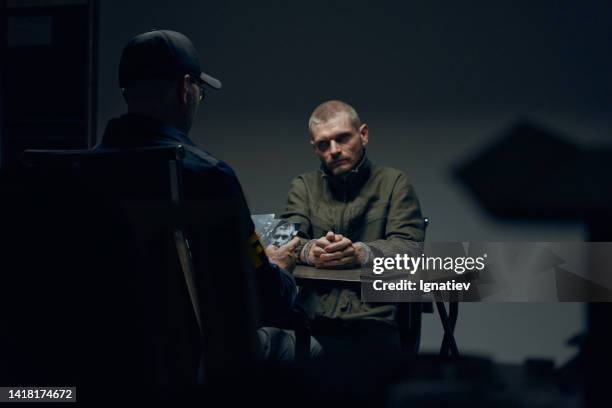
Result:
[96, 113, 297, 325]
[283, 155, 424, 324]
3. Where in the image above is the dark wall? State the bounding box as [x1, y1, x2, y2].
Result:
[98, 0, 612, 116]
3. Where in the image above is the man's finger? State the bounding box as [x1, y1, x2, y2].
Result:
[340, 246, 355, 257]
[315, 236, 332, 247]
[312, 246, 326, 257]
[325, 238, 352, 253]
[320, 247, 354, 261]
[319, 251, 344, 261]
[320, 256, 357, 267]
[282, 237, 300, 251]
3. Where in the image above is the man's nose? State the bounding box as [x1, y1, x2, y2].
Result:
[330, 141, 341, 156]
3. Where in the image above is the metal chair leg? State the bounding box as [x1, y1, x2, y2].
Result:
[436, 301, 459, 358]
[397, 302, 423, 354]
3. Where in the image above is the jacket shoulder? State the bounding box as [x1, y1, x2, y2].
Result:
[180, 146, 246, 198]
[182, 145, 220, 167]
[371, 165, 412, 183]
[291, 170, 322, 186]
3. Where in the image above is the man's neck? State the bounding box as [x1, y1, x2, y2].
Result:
[126, 107, 189, 134]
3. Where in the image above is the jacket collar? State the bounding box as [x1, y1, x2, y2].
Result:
[320, 151, 372, 195]
[99, 114, 197, 149]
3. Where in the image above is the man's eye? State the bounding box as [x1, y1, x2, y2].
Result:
[337, 133, 350, 144]
[317, 141, 330, 151]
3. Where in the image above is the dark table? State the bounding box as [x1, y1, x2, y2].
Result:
[293, 265, 360, 284]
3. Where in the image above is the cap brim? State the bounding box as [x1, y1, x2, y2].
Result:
[200, 72, 222, 90]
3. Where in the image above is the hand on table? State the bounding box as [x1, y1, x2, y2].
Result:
[308, 231, 367, 268]
[267, 237, 300, 273]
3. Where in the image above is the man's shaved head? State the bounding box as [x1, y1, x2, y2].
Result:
[308, 100, 362, 133]
[307, 100, 369, 176]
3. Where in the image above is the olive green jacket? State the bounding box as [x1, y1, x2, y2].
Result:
[281, 155, 425, 324]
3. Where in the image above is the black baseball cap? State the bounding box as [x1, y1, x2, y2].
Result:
[119, 29, 222, 90]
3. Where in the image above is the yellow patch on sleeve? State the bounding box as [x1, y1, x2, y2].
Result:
[248, 232, 266, 269]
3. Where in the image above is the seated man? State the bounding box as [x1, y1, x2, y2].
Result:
[281, 100, 425, 351]
[97, 30, 320, 361]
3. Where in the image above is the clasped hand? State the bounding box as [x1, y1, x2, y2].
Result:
[309, 231, 365, 268]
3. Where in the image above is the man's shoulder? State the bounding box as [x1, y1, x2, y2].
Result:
[291, 169, 323, 185]
[180, 146, 244, 197]
[370, 164, 410, 183]
[180, 144, 216, 165]
[182, 145, 234, 177]
[366, 164, 419, 196]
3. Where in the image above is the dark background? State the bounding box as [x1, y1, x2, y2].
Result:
[6, 0, 612, 365]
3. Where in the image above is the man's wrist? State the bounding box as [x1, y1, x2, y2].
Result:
[353, 242, 373, 266]
[300, 239, 316, 266]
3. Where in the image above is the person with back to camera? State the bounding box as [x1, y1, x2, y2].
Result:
[97, 29, 322, 364]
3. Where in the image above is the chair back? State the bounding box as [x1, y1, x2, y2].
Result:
[1, 146, 259, 395]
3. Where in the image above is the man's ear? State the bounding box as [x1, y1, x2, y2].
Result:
[178, 74, 190, 105]
[359, 123, 369, 146]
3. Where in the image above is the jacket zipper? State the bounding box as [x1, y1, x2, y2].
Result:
[338, 184, 348, 235]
